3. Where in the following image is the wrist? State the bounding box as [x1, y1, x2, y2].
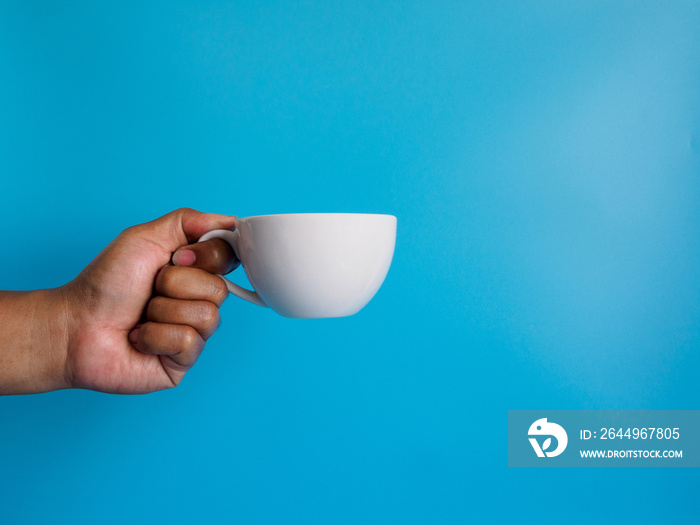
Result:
[28, 287, 74, 393]
[0, 287, 73, 395]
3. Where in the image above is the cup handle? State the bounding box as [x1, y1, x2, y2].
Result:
[197, 229, 268, 308]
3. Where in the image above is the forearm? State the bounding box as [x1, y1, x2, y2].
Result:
[0, 288, 72, 395]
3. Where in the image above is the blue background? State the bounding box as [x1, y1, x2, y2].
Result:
[1, 1, 699, 522]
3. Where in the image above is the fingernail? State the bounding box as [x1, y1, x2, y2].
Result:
[129, 327, 140, 345]
[173, 249, 196, 266]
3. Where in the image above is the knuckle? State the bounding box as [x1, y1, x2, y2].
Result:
[157, 266, 179, 293]
[211, 277, 229, 304]
[173, 207, 197, 222]
[199, 302, 220, 330]
[119, 224, 142, 239]
[180, 325, 202, 352]
[212, 239, 237, 273]
[210, 240, 228, 265]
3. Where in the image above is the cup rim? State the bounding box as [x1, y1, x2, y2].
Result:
[239, 212, 397, 222]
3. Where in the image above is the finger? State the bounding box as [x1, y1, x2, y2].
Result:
[125, 208, 237, 254]
[155, 266, 229, 307]
[146, 296, 220, 339]
[129, 322, 204, 370]
[172, 238, 239, 275]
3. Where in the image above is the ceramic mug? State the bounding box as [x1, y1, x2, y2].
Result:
[198, 213, 397, 318]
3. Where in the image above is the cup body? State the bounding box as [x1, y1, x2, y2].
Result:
[233, 213, 396, 318]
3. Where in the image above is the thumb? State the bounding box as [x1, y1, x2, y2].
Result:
[137, 208, 238, 254]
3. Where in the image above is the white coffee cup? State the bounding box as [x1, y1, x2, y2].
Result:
[198, 213, 397, 318]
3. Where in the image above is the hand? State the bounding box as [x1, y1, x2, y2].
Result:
[60, 208, 238, 394]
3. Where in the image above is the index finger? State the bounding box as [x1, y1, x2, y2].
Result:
[172, 238, 240, 275]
